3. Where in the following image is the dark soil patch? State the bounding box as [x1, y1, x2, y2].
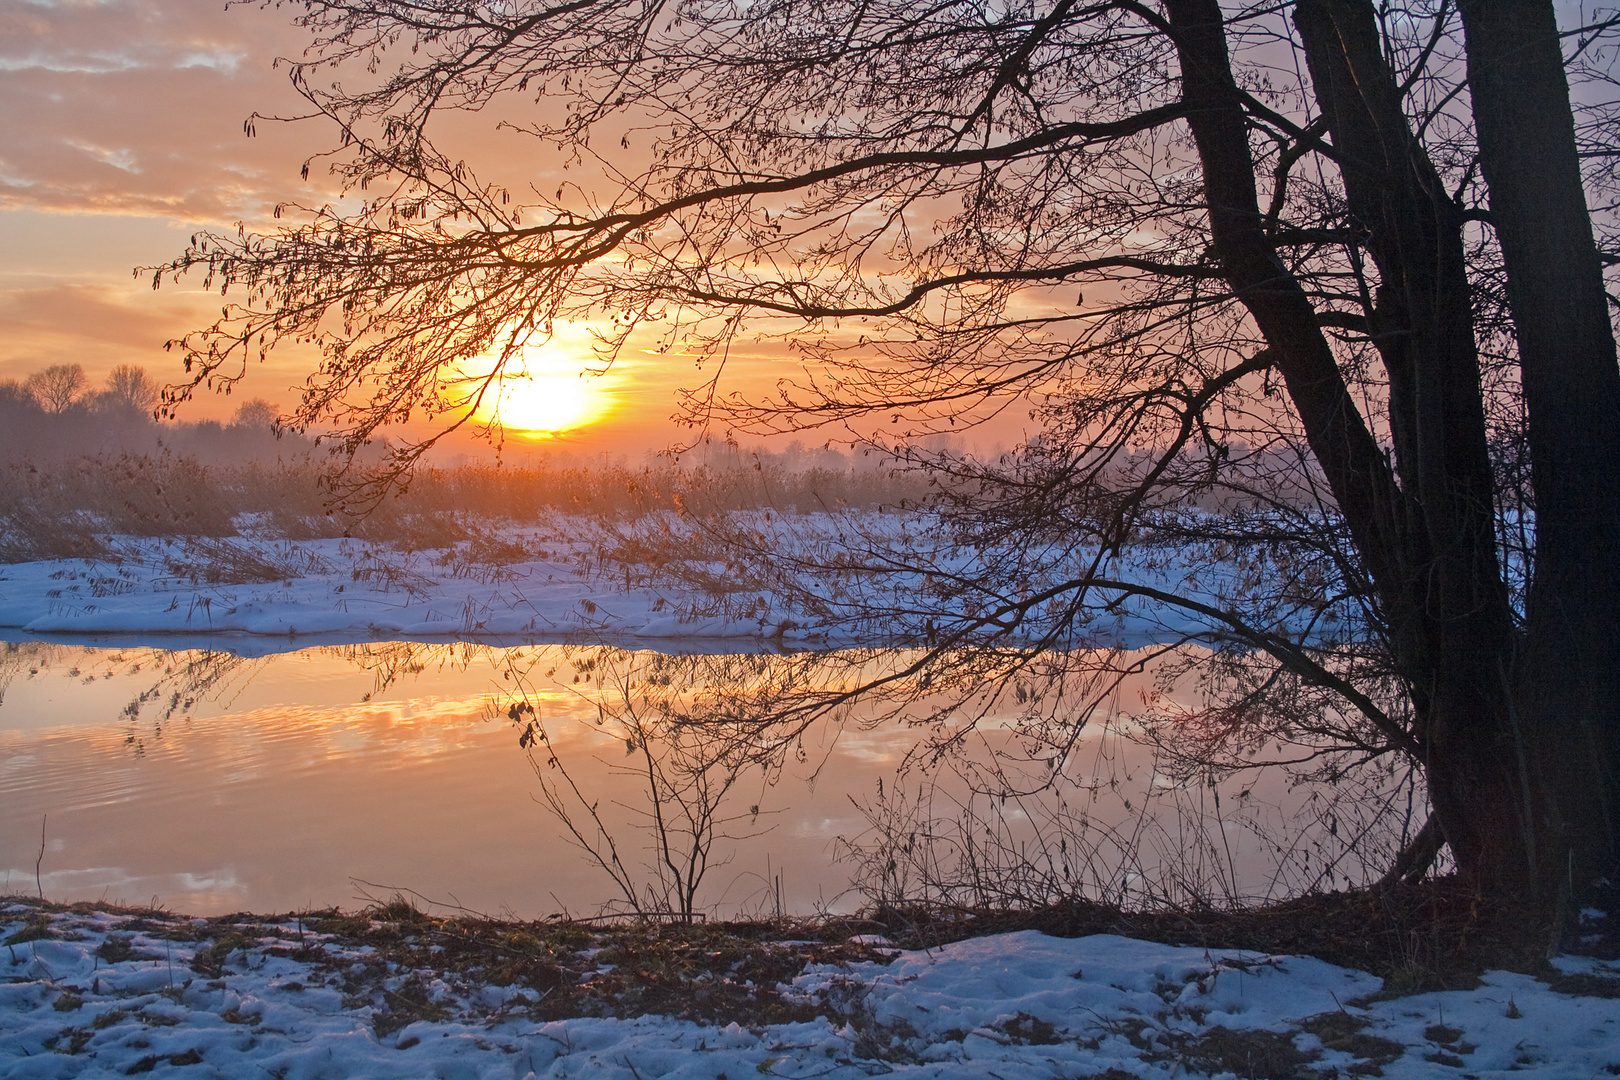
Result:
[1545, 972, 1620, 998]
[1301, 1011, 1405, 1072]
[192, 902, 894, 1028]
[1177, 1026, 1318, 1080]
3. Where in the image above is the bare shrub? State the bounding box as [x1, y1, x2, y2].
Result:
[500, 647, 783, 922]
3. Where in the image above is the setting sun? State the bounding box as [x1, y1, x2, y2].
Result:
[468, 344, 615, 436]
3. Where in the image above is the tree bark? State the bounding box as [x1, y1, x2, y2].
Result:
[1459, 0, 1620, 893]
[1294, 0, 1527, 890]
[1161, 0, 1410, 597]
[1169, 0, 1620, 896]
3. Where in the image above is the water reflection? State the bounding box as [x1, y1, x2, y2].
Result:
[0, 636, 1420, 917]
[0, 638, 910, 916]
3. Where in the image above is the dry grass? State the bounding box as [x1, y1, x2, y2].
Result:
[0, 894, 898, 1030]
[1, 882, 1601, 1078]
[0, 454, 930, 565]
[98, 874, 1561, 1000]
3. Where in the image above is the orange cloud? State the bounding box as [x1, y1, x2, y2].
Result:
[0, 0, 319, 221]
[0, 1, 1020, 455]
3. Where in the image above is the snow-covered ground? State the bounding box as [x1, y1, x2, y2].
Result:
[2, 899, 1615, 1078]
[0, 529, 728, 646]
[0, 512, 1338, 650]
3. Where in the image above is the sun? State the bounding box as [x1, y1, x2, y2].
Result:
[488, 371, 600, 433]
[469, 345, 614, 436]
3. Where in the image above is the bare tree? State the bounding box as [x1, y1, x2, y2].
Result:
[504, 649, 779, 922]
[102, 364, 161, 414]
[156, 1, 1620, 906]
[25, 364, 87, 414]
[230, 397, 279, 431]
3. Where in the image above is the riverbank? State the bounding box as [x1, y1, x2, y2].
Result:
[4, 888, 1618, 1078]
[0, 511, 1328, 651]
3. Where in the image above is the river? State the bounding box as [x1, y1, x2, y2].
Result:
[0, 633, 1402, 917]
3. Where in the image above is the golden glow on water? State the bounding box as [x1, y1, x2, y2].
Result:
[0, 638, 1244, 917]
[0, 640, 900, 916]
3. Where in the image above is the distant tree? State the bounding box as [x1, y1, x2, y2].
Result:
[230, 398, 279, 431]
[157, 1, 1620, 907]
[102, 364, 161, 415]
[0, 380, 36, 413]
[25, 364, 87, 414]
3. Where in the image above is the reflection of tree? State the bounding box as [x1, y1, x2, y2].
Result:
[483, 639, 1412, 911]
[592, 507, 1433, 899]
[318, 639, 812, 918]
[122, 650, 262, 727]
[1, 635, 1427, 908]
[843, 698, 1426, 911]
[0, 641, 266, 753]
[497, 649, 782, 922]
[0, 640, 55, 707]
[335, 639, 490, 701]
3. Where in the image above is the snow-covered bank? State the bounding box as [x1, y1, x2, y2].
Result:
[0, 513, 1332, 651]
[0, 530, 810, 646]
[2, 899, 1615, 1079]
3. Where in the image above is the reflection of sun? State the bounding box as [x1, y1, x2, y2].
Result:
[471, 346, 613, 435]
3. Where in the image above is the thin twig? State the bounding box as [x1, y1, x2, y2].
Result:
[35, 815, 46, 900]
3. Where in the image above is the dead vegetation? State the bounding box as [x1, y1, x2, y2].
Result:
[1, 875, 1584, 1013]
[1, 894, 897, 1031]
[5, 882, 1614, 1079]
[0, 453, 932, 565]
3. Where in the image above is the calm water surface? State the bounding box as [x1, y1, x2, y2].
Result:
[0, 634, 1330, 916]
[0, 637, 958, 916]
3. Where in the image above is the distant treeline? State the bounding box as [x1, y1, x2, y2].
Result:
[0, 362, 301, 464]
[0, 361, 942, 560]
[0, 449, 933, 562]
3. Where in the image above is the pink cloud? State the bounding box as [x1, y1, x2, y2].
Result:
[0, 0, 325, 221]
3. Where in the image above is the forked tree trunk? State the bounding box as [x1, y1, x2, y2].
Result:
[1458, 0, 1620, 894]
[1168, 0, 1620, 901]
[1293, 0, 1525, 889]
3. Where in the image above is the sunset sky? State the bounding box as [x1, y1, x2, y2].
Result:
[0, 0, 855, 460]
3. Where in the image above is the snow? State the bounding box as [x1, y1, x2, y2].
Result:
[0, 530, 701, 646]
[0, 513, 1342, 650]
[5, 901, 1618, 1078]
[0, 528, 825, 646]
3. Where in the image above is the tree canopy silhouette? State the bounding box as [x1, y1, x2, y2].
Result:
[25, 363, 88, 415]
[157, 0, 1620, 906]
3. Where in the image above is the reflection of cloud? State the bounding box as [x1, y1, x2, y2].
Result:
[13, 866, 250, 911]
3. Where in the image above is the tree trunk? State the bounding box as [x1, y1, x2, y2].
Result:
[1169, 0, 1620, 899]
[1294, 0, 1528, 892]
[1459, 0, 1620, 894]
[1161, 0, 1410, 593]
